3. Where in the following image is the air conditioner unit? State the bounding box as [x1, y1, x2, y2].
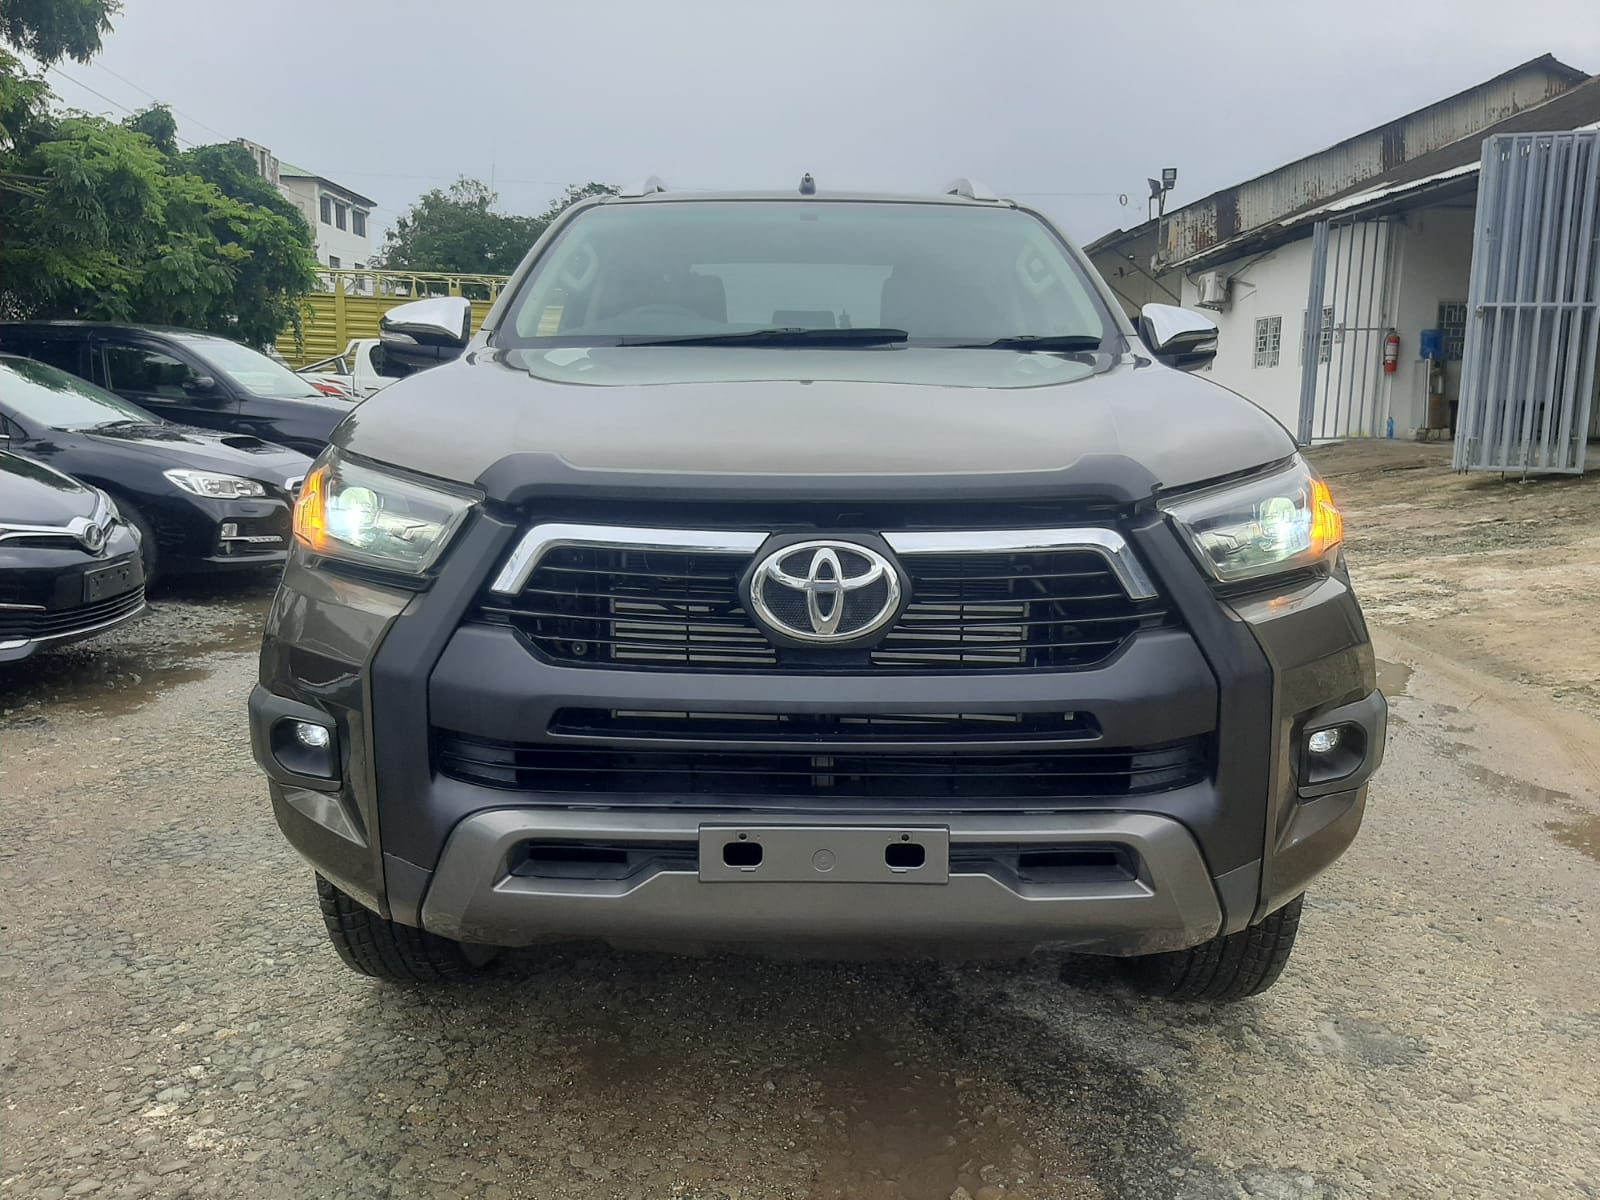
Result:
[1195, 271, 1231, 310]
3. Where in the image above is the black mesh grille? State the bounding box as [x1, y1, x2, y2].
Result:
[475, 543, 1172, 673]
[435, 730, 1207, 802]
[0, 586, 144, 640]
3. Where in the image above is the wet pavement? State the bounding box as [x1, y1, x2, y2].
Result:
[2, 568, 1599, 1198]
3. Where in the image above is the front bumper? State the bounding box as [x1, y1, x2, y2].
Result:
[251, 508, 1387, 956]
[420, 808, 1224, 955]
[152, 492, 291, 573]
[0, 529, 146, 663]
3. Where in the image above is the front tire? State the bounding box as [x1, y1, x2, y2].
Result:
[117, 500, 159, 586]
[316, 875, 495, 982]
[1120, 894, 1303, 1002]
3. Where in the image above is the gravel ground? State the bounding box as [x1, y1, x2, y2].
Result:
[3, 453, 1599, 1199]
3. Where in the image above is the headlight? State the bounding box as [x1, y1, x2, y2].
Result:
[1161, 455, 1344, 584]
[293, 448, 475, 574]
[164, 469, 267, 499]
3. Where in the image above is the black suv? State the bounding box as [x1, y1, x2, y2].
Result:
[0, 322, 351, 455]
[250, 180, 1386, 1001]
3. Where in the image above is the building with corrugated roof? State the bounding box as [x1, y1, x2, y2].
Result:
[1087, 54, 1600, 442]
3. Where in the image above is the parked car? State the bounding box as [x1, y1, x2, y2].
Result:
[0, 355, 311, 581]
[0, 322, 353, 455]
[0, 450, 144, 663]
[297, 339, 393, 400]
[250, 180, 1385, 1001]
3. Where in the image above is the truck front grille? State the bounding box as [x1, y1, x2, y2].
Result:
[433, 730, 1207, 802]
[476, 543, 1172, 673]
[548, 708, 1100, 743]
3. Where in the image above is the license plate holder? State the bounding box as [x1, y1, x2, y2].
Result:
[698, 825, 950, 884]
[82, 559, 141, 604]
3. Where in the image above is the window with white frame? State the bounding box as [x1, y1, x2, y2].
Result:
[1299, 306, 1335, 364]
[319, 195, 332, 224]
[334, 202, 348, 232]
[1254, 315, 1282, 368]
[1438, 301, 1467, 361]
[352, 210, 367, 238]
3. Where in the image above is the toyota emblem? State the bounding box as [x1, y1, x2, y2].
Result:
[746, 540, 903, 644]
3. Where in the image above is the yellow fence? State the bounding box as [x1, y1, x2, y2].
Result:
[276, 269, 511, 365]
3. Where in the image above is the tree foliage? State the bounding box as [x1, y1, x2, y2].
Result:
[0, 0, 120, 66]
[0, 96, 317, 344]
[375, 177, 617, 275]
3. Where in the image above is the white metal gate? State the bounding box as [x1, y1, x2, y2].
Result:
[1454, 129, 1600, 475]
[1296, 218, 1398, 443]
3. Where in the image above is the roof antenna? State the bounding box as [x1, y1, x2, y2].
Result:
[799, 172, 816, 196]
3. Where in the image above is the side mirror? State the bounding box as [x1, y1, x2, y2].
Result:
[1138, 303, 1218, 372]
[183, 374, 219, 396]
[376, 296, 473, 378]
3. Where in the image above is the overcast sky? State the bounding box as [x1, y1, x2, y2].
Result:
[36, 0, 1600, 244]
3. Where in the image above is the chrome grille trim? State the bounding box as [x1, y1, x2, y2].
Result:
[489, 522, 1156, 599]
[488, 524, 768, 596]
[884, 529, 1157, 600]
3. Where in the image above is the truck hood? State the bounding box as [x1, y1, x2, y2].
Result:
[334, 347, 1298, 505]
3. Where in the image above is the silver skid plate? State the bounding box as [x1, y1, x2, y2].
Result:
[698, 825, 950, 884]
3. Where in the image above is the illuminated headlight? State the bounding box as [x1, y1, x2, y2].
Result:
[293, 448, 475, 574]
[1160, 455, 1344, 584]
[164, 469, 267, 499]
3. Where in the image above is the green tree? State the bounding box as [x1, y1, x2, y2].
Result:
[375, 177, 617, 276]
[0, 0, 120, 65]
[0, 105, 316, 343]
[0, 47, 50, 157]
[533, 181, 618, 226]
[123, 103, 177, 156]
[373, 177, 539, 276]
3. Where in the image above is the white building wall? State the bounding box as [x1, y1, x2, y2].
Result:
[1182, 207, 1478, 439]
[1180, 237, 1320, 433]
[277, 177, 373, 269]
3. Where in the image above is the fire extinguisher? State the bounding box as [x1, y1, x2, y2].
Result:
[1383, 329, 1400, 374]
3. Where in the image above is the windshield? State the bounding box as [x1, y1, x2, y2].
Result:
[176, 334, 326, 398]
[494, 201, 1115, 349]
[0, 356, 157, 430]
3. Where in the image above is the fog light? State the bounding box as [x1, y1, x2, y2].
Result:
[1307, 727, 1341, 755]
[270, 717, 338, 781]
[293, 720, 331, 748]
[221, 522, 239, 538]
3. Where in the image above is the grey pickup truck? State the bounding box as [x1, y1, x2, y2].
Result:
[250, 177, 1384, 1001]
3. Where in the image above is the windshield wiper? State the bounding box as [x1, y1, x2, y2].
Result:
[945, 334, 1106, 352]
[617, 327, 910, 348]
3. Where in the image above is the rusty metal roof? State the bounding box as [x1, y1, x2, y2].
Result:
[1153, 53, 1591, 268]
[1167, 72, 1600, 271]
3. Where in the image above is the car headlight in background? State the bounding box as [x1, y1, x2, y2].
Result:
[293, 448, 475, 574]
[164, 468, 268, 499]
[1161, 455, 1344, 584]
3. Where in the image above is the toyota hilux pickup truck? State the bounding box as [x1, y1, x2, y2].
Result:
[249, 178, 1385, 1002]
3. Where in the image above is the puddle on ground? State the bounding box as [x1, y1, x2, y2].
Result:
[564, 990, 1048, 1200]
[1454, 759, 1599, 866]
[1375, 657, 1413, 697]
[1547, 812, 1600, 864]
[0, 583, 271, 721]
[812, 1029, 1043, 1200]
